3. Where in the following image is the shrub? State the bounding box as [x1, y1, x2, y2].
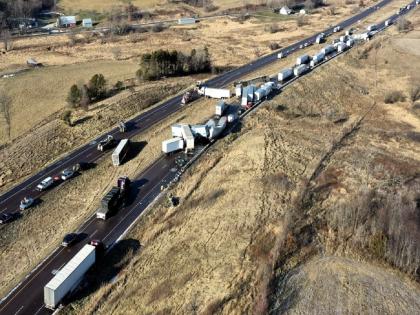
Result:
[384, 91, 405, 104]
[397, 18, 412, 33]
[409, 86, 420, 103]
[151, 23, 165, 32]
[67, 84, 81, 107]
[60, 110, 72, 126]
[111, 23, 131, 35]
[114, 81, 124, 90]
[204, 4, 218, 12]
[296, 15, 309, 27]
[268, 42, 280, 50]
[88, 74, 107, 99]
[265, 23, 280, 33]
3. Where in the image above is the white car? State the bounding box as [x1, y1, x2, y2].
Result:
[36, 177, 54, 191]
[20, 197, 34, 210]
[61, 169, 75, 181]
[333, 26, 341, 32]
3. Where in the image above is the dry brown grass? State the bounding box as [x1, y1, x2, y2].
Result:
[60, 11, 420, 314]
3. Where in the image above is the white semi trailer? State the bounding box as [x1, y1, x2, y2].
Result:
[296, 54, 310, 65]
[278, 68, 293, 82]
[181, 124, 194, 150]
[112, 139, 130, 166]
[44, 244, 96, 310]
[294, 64, 309, 76]
[162, 137, 184, 154]
[199, 87, 231, 99]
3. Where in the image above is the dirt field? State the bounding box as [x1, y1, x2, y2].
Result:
[59, 9, 420, 315]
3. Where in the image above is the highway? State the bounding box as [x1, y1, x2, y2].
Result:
[0, 0, 395, 215]
[0, 1, 417, 314]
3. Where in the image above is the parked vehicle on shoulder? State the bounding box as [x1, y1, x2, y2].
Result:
[385, 19, 392, 27]
[36, 177, 54, 191]
[20, 197, 35, 210]
[97, 135, 116, 151]
[62, 233, 79, 247]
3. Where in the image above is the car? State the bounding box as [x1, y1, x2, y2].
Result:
[62, 233, 79, 247]
[333, 26, 341, 32]
[61, 169, 75, 181]
[0, 213, 15, 224]
[36, 177, 54, 191]
[299, 44, 304, 49]
[97, 135, 116, 151]
[20, 197, 34, 210]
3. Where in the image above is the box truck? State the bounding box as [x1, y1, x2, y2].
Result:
[44, 244, 96, 310]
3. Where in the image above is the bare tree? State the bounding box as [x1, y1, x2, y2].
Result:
[1, 29, 12, 51]
[0, 91, 12, 139]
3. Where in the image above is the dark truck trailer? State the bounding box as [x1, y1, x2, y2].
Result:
[96, 177, 131, 220]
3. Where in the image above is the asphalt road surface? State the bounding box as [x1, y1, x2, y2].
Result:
[0, 0, 398, 216]
[0, 1, 417, 314]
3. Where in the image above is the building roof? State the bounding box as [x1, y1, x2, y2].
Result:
[59, 16, 76, 25]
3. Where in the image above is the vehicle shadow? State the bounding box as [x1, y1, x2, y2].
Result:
[63, 239, 141, 307]
[125, 178, 149, 207]
[126, 141, 147, 163]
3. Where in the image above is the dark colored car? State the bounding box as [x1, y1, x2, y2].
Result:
[62, 233, 79, 247]
[0, 213, 15, 224]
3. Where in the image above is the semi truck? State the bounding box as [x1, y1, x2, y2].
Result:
[181, 124, 194, 150]
[278, 68, 293, 82]
[321, 45, 335, 55]
[96, 177, 131, 220]
[44, 243, 99, 310]
[296, 54, 310, 65]
[181, 89, 200, 105]
[215, 101, 226, 117]
[199, 87, 231, 99]
[112, 139, 130, 166]
[162, 137, 184, 154]
[294, 64, 309, 77]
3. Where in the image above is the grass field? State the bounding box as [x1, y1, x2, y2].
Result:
[0, 1, 418, 305]
[58, 0, 260, 14]
[59, 10, 420, 314]
[0, 60, 137, 143]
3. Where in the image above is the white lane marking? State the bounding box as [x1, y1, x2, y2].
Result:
[1, 96, 177, 205]
[90, 229, 98, 237]
[0, 247, 65, 312]
[33, 305, 44, 315]
[14, 305, 23, 314]
[102, 176, 165, 243]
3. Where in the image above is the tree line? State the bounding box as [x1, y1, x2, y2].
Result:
[136, 48, 211, 81]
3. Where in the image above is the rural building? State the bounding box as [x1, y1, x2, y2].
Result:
[82, 18, 93, 28]
[177, 17, 196, 25]
[279, 6, 292, 15]
[57, 16, 76, 28]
